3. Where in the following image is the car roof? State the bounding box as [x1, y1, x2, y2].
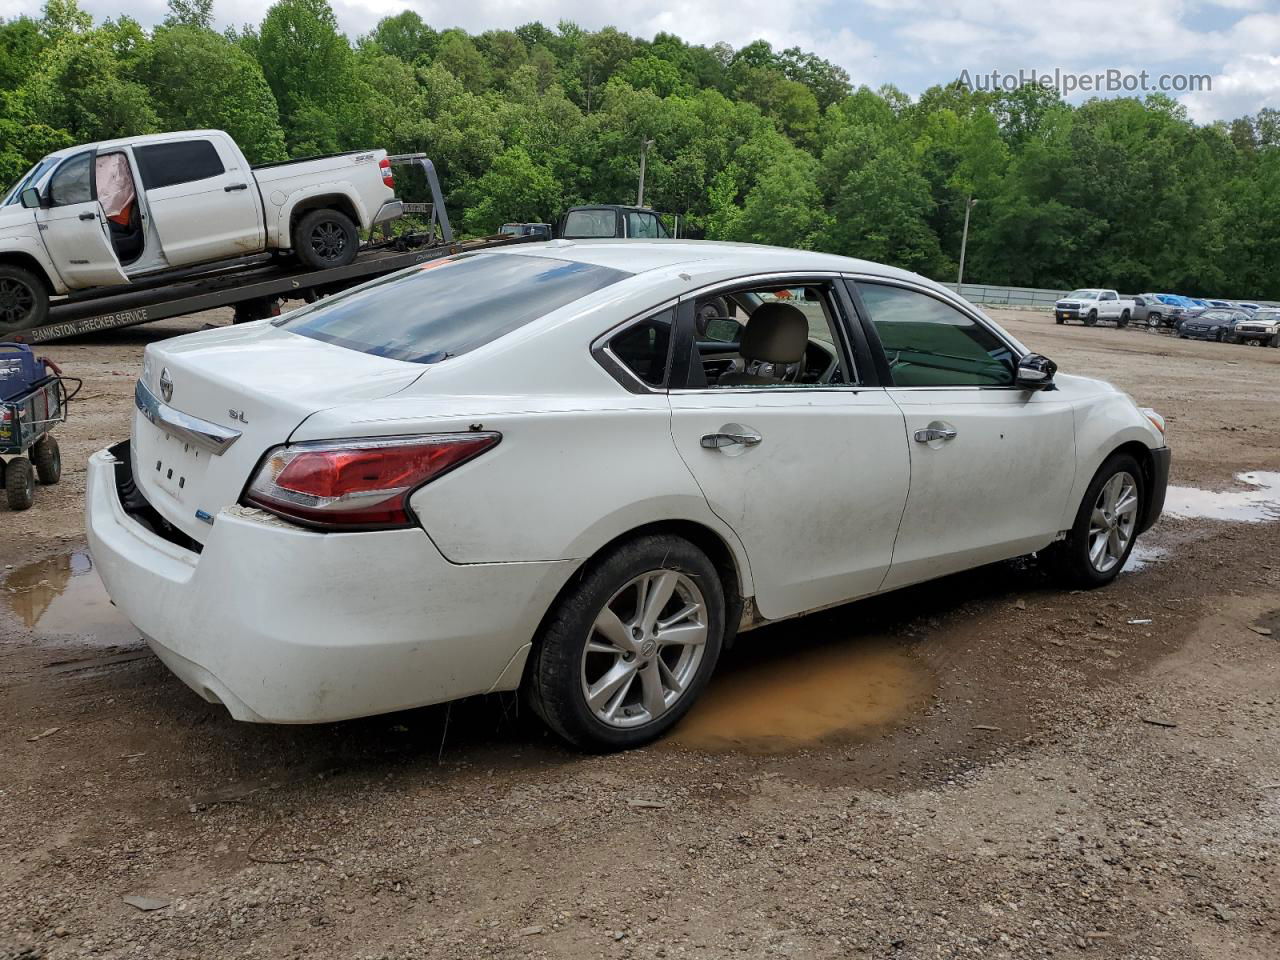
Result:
[496, 239, 933, 287]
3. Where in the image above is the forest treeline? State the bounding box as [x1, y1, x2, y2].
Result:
[2, 0, 1277, 297]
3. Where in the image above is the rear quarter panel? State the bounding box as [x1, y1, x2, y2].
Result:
[254, 151, 391, 246]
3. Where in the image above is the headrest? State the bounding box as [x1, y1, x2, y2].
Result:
[739, 302, 809, 364]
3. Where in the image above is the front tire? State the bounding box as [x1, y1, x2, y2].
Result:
[528, 534, 725, 751]
[1084, 310, 1098, 326]
[293, 209, 359, 270]
[1044, 453, 1144, 588]
[1147, 313, 1161, 329]
[0, 264, 49, 336]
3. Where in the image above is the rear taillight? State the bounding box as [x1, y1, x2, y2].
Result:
[379, 157, 394, 189]
[243, 433, 499, 530]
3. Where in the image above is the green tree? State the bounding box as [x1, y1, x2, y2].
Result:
[140, 25, 287, 163]
[257, 0, 353, 152]
[462, 146, 560, 233]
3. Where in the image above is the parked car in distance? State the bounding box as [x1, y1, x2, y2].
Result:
[1054, 289, 1134, 326]
[557, 205, 672, 240]
[500, 222, 552, 241]
[86, 241, 1170, 750]
[1179, 307, 1249, 342]
[0, 129, 402, 334]
[1235, 302, 1260, 312]
[1230, 307, 1280, 346]
[1132, 294, 1166, 327]
[1205, 299, 1232, 309]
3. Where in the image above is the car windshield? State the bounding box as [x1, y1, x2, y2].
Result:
[2, 154, 59, 205]
[1200, 310, 1232, 321]
[562, 209, 616, 237]
[1065, 290, 1098, 299]
[277, 252, 631, 363]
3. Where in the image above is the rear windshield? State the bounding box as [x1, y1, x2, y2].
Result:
[278, 253, 631, 363]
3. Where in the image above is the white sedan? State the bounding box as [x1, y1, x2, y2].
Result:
[86, 241, 1170, 750]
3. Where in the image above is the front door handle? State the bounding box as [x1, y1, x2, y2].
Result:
[701, 430, 762, 449]
[225, 183, 249, 192]
[913, 426, 958, 443]
[79, 212, 97, 221]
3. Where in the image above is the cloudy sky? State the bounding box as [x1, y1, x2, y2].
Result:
[3, 0, 1277, 122]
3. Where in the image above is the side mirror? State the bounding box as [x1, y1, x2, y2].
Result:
[1016, 353, 1057, 390]
[20, 186, 43, 209]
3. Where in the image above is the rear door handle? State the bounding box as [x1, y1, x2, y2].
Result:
[79, 212, 97, 220]
[225, 183, 249, 192]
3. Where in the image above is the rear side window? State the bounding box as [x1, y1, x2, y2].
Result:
[279, 253, 631, 363]
[135, 140, 225, 190]
[608, 309, 673, 386]
[562, 209, 616, 238]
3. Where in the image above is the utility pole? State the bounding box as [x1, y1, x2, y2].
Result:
[637, 138, 655, 207]
[957, 196, 978, 286]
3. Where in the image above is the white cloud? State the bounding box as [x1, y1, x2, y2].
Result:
[1183, 53, 1280, 122]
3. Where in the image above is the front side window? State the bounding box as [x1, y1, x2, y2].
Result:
[279, 252, 631, 363]
[48, 152, 93, 206]
[627, 212, 669, 238]
[857, 282, 1016, 387]
[134, 140, 225, 190]
[683, 282, 854, 389]
[3, 155, 60, 205]
[608, 309, 673, 387]
[562, 209, 616, 238]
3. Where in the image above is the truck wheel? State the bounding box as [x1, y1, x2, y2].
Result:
[5, 457, 35, 510]
[1117, 310, 1130, 328]
[294, 209, 358, 270]
[1270, 334, 1279, 348]
[1084, 310, 1098, 326]
[32, 436, 61, 485]
[1054, 315, 1066, 325]
[0, 265, 49, 336]
[1147, 313, 1161, 329]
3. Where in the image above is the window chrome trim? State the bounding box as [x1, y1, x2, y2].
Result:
[843, 271, 1030, 391]
[134, 379, 241, 455]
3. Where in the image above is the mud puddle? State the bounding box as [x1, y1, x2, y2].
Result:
[1163, 471, 1280, 523]
[671, 635, 932, 754]
[3, 552, 141, 647]
[1124, 542, 1167, 572]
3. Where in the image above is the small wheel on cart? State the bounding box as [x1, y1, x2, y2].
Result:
[5, 456, 35, 510]
[32, 435, 61, 485]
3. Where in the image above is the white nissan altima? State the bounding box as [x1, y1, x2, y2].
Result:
[86, 241, 1170, 750]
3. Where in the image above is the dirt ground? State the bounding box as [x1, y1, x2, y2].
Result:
[2, 308, 1278, 960]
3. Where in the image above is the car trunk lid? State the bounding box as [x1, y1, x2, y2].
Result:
[131, 323, 424, 543]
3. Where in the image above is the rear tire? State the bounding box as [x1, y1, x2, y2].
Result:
[527, 534, 725, 751]
[32, 435, 60, 485]
[1043, 452, 1144, 589]
[5, 456, 35, 510]
[293, 209, 359, 270]
[1117, 310, 1130, 328]
[0, 264, 49, 336]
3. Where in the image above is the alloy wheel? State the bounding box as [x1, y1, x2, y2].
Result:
[1088, 471, 1139, 573]
[580, 570, 708, 729]
[310, 222, 347, 261]
[0, 277, 35, 327]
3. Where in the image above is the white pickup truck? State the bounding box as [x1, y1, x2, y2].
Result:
[0, 129, 404, 333]
[1054, 289, 1135, 327]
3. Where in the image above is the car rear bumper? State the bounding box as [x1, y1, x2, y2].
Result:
[1138, 446, 1171, 535]
[372, 199, 404, 226]
[85, 445, 571, 723]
